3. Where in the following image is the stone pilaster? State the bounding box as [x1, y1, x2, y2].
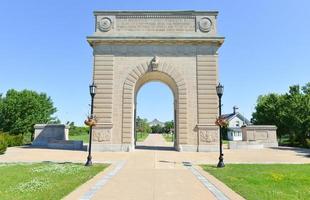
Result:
[92, 55, 114, 144]
[196, 54, 219, 151]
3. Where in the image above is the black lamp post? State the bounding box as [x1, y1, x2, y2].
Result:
[216, 83, 225, 168]
[85, 82, 96, 166]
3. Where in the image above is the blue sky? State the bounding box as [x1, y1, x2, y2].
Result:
[1, 0, 310, 125]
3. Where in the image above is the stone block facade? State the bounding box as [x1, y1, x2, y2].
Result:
[87, 11, 225, 152]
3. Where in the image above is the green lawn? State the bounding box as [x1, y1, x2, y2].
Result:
[162, 133, 174, 142]
[69, 133, 89, 143]
[222, 140, 229, 144]
[202, 164, 310, 200]
[0, 162, 108, 200]
[136, 132, 149, 142]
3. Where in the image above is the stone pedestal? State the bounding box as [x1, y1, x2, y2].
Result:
[33, 124, 69, 146]
[241, 125, 278, 147]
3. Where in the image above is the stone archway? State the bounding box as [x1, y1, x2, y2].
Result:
[122, 60, 187, 150]
[87, 11, 224, 152]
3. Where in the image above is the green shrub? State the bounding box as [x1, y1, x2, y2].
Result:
[22, 132, 32, 145]
[0, 133, 24, 147]
[6, 134, 24, 147]
[306, 138, 310, 148]
[0, 135, 8, 154]
[69, 126, 89, 136]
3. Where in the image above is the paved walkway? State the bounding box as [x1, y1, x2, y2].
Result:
[136, 133, 173, 149]
[1, 137, 309, 199]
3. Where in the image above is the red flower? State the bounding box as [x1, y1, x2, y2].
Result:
[215, 117, 228, 128]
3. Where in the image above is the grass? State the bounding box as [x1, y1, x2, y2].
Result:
[202, 164, 310, 200]
[69, 133, 89, 143]
[0, 162, 108, 200]
[162, 133, 174, 142]
[222, 140, 229, 144]
[136, 132, 149, 142]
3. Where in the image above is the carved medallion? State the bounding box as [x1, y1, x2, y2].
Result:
[98, 17, 112, 32]
[198, 17, 212, 32]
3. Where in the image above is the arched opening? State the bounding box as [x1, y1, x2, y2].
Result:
[133, 71, 178, 150]
[122, 63, 188, 152]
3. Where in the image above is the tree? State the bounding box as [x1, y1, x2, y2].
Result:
[136, 116, 151, 133]
[0, 89, 57, 137]
[151, 124, 164, 133]
[252, 83, 310, 147]
[163, 120, 174, 133]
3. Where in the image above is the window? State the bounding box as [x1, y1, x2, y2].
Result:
[236, 121, 240, 127]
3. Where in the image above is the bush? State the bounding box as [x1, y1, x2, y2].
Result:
[69, 126, 89, 136]
[0, 135, 8, 154]
[0, 133, 24, 147]
[306, 138, 310, 148]
[6, 134, 24, 147]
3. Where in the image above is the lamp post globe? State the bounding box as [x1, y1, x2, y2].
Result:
[216, 83, 224, 98]
[85, 82, 97, 166]
[216, 82, 225, 168]
[89, 82, 97, 97]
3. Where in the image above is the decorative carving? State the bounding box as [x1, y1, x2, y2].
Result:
[150, 56, 159, 71]
[93, 128, 111, 142]
[199, 129, 217, 143]
[116, 16, 195, 32]
[198, 17, 212, 32]
[98, 17, 112, 32]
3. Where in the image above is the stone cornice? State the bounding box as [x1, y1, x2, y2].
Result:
[94, 10, 219, 17]
[87, 36, 225, 47]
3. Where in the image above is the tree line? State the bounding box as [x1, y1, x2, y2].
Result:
[252, 83, 310, 147]
[136, 116, 174, 134]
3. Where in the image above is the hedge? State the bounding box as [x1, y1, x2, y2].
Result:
[0, 135, 8, 154]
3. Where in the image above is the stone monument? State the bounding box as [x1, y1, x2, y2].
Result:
[87, 11, 225, 152]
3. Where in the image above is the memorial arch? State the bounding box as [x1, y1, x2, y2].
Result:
[87, 11, 224, 152]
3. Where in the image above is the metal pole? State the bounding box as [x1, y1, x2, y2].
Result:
[85, 94, 94, 166]
[217, 96, 225, 168]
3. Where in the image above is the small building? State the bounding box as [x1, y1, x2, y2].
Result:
[222, 106, 251, 141]
[149, 118, 165, 127]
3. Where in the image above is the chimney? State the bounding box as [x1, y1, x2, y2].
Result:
[233, 106, 239, 114]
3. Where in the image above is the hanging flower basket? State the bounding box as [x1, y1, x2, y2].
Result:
[84, 117, 96, 127]
[215, 117, 228, 128]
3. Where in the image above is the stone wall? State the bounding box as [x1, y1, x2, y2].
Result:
[32, 124, 69, 146]
[32, 124, 84, 150]
[241, 125, 278, 147]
